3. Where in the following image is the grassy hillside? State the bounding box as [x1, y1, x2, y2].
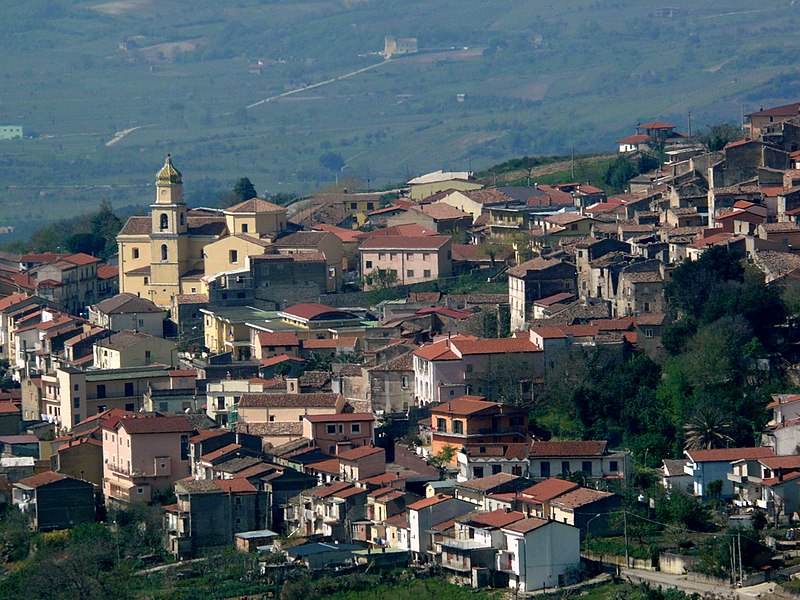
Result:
[1, 0, 800, 237]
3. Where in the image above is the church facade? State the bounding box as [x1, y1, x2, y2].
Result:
[117, 156, 287, 307]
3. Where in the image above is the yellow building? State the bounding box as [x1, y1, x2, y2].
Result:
[117, 157, 288, 307]
[407, 170, 481, 201]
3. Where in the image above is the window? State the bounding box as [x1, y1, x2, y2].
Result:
[161, 244, 168, 261]
[298, 415, 303, 421]
[406, 269, 414, 278]
[160, 213, 168, 230]
[643, 302, 650, 312]
[269, 415, 275, 422]
[473, 467, 484, 478]
[351, 423, 361, 434]
[241, 223, 248, 233]
[180, 434, 189, 460]
[609, 460, 619, 472]
[423, 270, 431, 278]
[327, 424, 337, 434]
[452, 420, 463, 434]
[645, 328, 654, 339]
[436, 418, 447, 432]
[582, 461, 593, 475]
[125, 382, 134, 396]
[144, 350, 151, 364]
[511, 465, 523, 476]
[492, 464, 502, 475]
[230, 250, 238, 263]
[351, 202, 357, 209]
[144, 277, 149, 285]
[179, 213, 184, 226]
[97, 384, 106, 399]
[540, 461, 551, 478]
[73, 397, 80, 409]
[125, 403, 134, 411]
[367, 202, 374, 210]
[562, 461, 570, 475]
[401, 375, 408, 389]
[132, 248, 139, 259]
[365, 261, 373, 269]
[74, 384, 79, 391]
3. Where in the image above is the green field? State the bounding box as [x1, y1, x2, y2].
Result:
[2, 0, 800, 237]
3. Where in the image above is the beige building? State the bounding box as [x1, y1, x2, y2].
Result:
[88, 293, 164, 337]
[236, 391, 345, 447]
[205, 378, 266, 427]
[39, 365, 174, 431]
[407, 171, 481, 201]
[117, 156, 287, 307]
[93, 331, 177, 370]
[202, 234, 272, 277]
[360, 236, 452, 289]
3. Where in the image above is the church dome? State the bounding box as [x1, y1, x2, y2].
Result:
[156, 154, 182, 185]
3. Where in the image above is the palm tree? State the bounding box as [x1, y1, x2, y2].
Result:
[683, 406, 735, 450]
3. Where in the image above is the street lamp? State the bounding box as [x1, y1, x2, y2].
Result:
[335, 164, 350, 186]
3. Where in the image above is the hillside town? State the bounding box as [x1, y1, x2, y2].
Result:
[8, 104, 800, 598]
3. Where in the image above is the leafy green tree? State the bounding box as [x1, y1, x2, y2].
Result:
[427, 445, 457, 472]
[696, 123, 743, 152]
[603, 154, 638, 193]
[319, 151, 345, 173]
[219, 177, 257, 207]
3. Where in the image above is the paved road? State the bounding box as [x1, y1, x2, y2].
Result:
[623, 567, 781, 599]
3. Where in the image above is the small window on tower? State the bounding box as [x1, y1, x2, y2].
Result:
[242, 223, 248, 233]
[132, 248, 139, 259]
[161, 244, 168, 261]
[160, 214, 168, 230]
[230, 250, 238, 263]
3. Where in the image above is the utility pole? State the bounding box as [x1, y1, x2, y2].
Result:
[738, 531, 744, 586]
[687, 111, 692, 138]
[730, 539, 736, 586]
[623, 510, 629, 568]
[571, 145, 575, 180]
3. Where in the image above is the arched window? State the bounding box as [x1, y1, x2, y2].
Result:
[179, 213, 184, 226]
[161, 244, 168, 261]
[160, 214, 168, 230]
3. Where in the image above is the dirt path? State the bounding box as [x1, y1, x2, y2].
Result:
[105, 125, 150, 147]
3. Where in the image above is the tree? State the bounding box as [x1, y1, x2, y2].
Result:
[318, 151, 345, 173]
[219, 177, 257, 207]
[363, 267, 398, 290]
[683, 406, 735, 450]
[427, 445, 457, 472]
[603, 154, 638, 193]
[696, 123, 743, 152]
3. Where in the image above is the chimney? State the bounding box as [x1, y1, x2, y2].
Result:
[286, 377, 299, 394]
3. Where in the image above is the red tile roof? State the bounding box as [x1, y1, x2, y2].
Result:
[260, 354, 306, 368]
[451, 336, 541, 355]
[550, 488, 614, 509]
[239, 392, 340, 408]
[337, 446, 384, 461]
[686, 447, 774, 463]
[759, 455, 800, 470]
[616, 134, 650, 144]
[16, 471, 69, 489]
[457, 472, 521, 491]
[190, 429, 229, 444]
[529, 441, 607, 457]
[215, 478, 257, 494]
[0, 401, 20, 415]
[202, 443, 243, 462]
[462, 509, 526, 529]
[520, 478, 579, 502]
[303, 337, 358, 349]
[103, 415, 194, 435]
[257, 332, 300, 347]
[407, 493, 453, 511]
[281, 303, 342, 320]
[639, 121, 675, 130]
[430, 395, 498, 417]
[308, 458, 342, 474]
[747, 102, 800, 117]
[502, 516, 550, 534]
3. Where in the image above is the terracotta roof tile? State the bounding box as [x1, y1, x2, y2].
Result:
[686, 447, 774, 463]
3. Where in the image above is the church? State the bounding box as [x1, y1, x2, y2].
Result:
[117, 156, 288, 307]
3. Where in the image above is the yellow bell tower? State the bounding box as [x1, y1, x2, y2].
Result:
[149, 154, 190, 305]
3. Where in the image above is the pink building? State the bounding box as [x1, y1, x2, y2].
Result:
[101, 414, 194, 505]
[360, 235, 452, 288]
[413, 334, 543, 405]
[302, 412, 375, 455]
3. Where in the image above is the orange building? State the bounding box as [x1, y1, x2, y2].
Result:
[429, 395, 529, 463]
